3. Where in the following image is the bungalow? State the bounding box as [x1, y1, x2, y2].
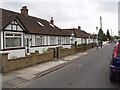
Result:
[0, 6, 71, 59]
[62, 26, 97, 45]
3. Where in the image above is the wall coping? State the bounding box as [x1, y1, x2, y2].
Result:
[0, 53, 9, 55]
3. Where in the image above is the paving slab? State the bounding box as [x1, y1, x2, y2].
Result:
[16, 60, 67, 80]
[2, 81, 14, 88]
[2, 72, 19, 82]
[3, 77, 27, 88]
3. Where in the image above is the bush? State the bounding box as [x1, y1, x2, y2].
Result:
[77, 44, 84, 47]
[35, 50, 39, 54]
[10, 56, 18, 59]
[60, 47, 68, 50]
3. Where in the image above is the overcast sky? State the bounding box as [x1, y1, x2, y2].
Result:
[0, 0, 119, 36]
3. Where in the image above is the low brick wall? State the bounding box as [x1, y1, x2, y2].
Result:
[86, 43, 94, 50]
[71, 43, 94, 53]
[36, 52, 53, 64]
[58, 48, 75, 58]
[75, 45, 86, 53]
[1, 43, 95, 73]
[1, 49, 54, 73]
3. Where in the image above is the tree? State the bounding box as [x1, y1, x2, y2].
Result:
[98, 28, 104, 41]
[98, 28, 107, 41]
[103, 33, 107, 41]
[106, 30, 111, 40]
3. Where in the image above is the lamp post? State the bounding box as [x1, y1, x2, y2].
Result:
[96, 27, 98, 49]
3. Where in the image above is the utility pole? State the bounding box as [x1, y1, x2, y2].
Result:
[100, 16, 102, 29]
[100, 16, 103, 48]
[96, 27, 98, 49]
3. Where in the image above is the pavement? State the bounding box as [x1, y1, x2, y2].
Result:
[2, 44, 111, 88]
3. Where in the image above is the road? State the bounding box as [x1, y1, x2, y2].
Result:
[22, 44, 120, 88]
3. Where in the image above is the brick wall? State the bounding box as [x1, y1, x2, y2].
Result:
[1, 49, 54, 73]
[1, 43, 94, 73]
[58, 48, 75, 58]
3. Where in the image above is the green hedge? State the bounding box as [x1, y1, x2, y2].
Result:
[77, 44, 84, 47]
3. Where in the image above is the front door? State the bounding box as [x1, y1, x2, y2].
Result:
[25, 38, 30, 55]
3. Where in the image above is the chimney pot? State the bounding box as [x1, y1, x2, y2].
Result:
[21, 6, 28, 15]
[50, 17, 54, 25]
[78, 26, 81, 30]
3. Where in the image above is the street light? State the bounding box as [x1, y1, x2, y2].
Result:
[96, 27, 99, 49]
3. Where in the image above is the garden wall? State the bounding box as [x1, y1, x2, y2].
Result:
[1, 48, 54, 73]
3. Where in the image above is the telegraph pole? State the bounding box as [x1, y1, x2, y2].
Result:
[100, 16, 103, 48]
[100, 16, 102, 29]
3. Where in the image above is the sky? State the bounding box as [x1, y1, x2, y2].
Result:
[0, 0, 119, 36]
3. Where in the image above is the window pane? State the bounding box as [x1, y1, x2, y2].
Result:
[14, 38, 21, 47]
[36, 38, 42, 45]
[6, 38, 14, 47]
[14, 34, 21, 36]
[6, 37, 21, 47]
[6, 34, 13, 36]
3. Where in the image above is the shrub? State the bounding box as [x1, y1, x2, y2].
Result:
[35, 50, 39, 54]
[60, 47, 68, 51]
[60, 47, 65, 50]
[10, 56, 18, 59]
[77, 44, 84, 47]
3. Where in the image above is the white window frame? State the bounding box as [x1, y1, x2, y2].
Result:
[50, 36, 56, 45]
[35, 35, 43, 46]
[4, 32, 23, 48]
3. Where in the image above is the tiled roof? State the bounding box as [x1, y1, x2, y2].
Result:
[62, 29, 75, 36]
[1, 8, 64, 36]
[91, 34, 97, 39]
[62, 28, 90, 38]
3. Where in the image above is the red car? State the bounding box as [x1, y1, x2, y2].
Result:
[110, 41, 120, 82]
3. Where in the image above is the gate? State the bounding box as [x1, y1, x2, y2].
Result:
[53, 47, 59, 58]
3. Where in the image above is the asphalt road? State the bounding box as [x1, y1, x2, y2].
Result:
[22, 44, 120, 88]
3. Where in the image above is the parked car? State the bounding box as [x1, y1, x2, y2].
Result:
[110, 41, 120, 82]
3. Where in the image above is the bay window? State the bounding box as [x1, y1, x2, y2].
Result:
[5, 33, 22, 48]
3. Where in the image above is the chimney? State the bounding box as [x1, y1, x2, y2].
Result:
[21, 6, 28, 15]
[50, 17, 54, 25]
[78, 26, 81, 30]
